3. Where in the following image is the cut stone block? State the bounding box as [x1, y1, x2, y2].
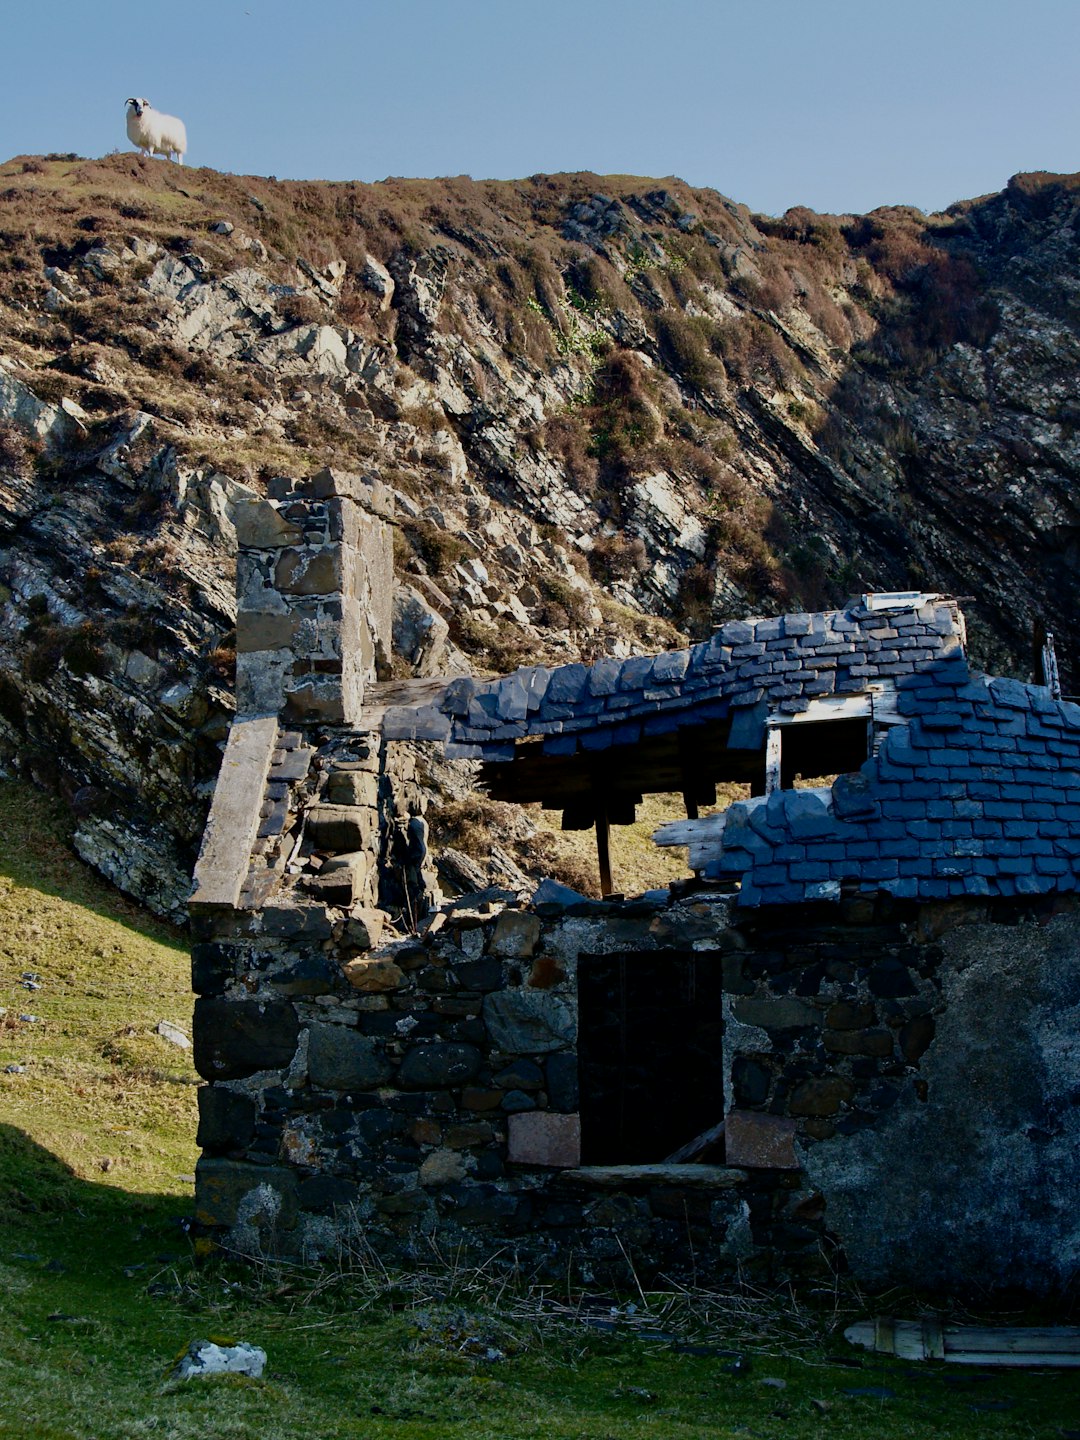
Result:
[190, 716, 278, 909]
[307, 1025, 390, 1090]
[724, 1110, 800, 1170]
[236, 612, 299, 653]
[195, 1156, 298, 1228]
[325, 769, 380, 806]
[307, 804, 377, 852]
[483, 990, 575, 1053]
[489, 910, 542, 959]
[398, 1042, 483, 1088]
[342, 907, 385, 950]
[341, 955, 403, 992]
[507, 1111, 581, 1168]
[231, 497, 304, 549]
[275, 547, 343, 595]
[192, 996, 300, 1080]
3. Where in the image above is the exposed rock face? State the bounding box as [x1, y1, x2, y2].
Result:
[2, 154, 1080, 909]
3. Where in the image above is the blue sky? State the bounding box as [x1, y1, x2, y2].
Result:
[2, 0, 1076, 215]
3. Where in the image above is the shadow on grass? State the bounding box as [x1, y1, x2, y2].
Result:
[0, 779, 188, 953]
[0, 1123, 192, 1266]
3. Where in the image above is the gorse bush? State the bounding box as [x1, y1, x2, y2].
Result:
[654, 312, 722, 392]
[399, 517, 473, 577]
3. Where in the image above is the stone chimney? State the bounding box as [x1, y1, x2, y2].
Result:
[232, 468, 394, 724]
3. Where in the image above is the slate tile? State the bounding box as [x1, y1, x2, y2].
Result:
[496, 674, 529, 722]
[886, 876, 920, 898]
[618, 655, 655, 690]
[543, 734, 578, 756]
[444, 742, 484, 760]
[546, 663, 589, 704]
[651, 649, 690, 683]
[442, 676, 476, 716]
[781, 613, 813, 636]
[524, 666, 552, 709]
[790, 861, 831, 881]
[587, 657, 623, 696]
[643, 712, 686, 736]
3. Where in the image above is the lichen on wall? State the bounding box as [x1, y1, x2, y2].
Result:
[802, 910, 1080, 1295]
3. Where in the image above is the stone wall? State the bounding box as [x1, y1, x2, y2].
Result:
[233, 467, 393, 724]
[190, 886, 1080, 1293]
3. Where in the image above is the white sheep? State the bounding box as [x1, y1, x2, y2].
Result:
[125, 97, 187, 164]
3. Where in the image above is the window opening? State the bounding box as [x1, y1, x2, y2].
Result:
[764, 683, 900, 795]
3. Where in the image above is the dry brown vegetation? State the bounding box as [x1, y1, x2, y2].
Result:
[0, 150, 1023, 643]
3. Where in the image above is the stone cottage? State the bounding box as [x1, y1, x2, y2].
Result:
[189, 471, 1080, 1296]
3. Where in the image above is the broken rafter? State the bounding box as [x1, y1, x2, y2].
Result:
[663, 1120, 726, 1165]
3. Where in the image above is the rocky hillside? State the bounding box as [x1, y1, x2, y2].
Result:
[2, 154, 1079, 913]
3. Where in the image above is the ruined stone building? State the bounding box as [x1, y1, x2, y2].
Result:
[189, 471, 1080, 1296]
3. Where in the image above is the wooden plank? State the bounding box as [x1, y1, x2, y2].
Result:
[944, 1351, 1080, 1368]
[847, 1318, 1080, 1367]
[765, 727, 781, 796]
[769, 680, 899, 728]
[944, 1326, 1080, 1354]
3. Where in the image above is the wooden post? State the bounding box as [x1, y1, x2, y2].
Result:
[1043, 632, 1062, 700]
[678, 731, 700, 818]
[595, 794, 614, 898]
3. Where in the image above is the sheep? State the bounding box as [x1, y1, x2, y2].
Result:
[125, 98, 187, 164]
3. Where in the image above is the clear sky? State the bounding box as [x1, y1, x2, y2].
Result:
[2, 0, 1077, 216]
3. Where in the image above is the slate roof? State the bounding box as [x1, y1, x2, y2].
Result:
[382, 597, 966, 759]
[706, 659, 1080, 907]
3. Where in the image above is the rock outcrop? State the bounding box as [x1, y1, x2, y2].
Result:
[2, 154, 1079, 911]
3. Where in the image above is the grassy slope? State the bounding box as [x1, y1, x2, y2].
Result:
[0, 778, 1077, 1438]
[0, 780, 198, 1194]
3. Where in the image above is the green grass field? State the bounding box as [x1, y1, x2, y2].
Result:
[1, 778, 1077, 1439]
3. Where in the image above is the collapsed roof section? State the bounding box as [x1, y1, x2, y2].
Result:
[383, 595, 964, 770]
[655, 665, 1080, 906]
[382, 594, 963, 831]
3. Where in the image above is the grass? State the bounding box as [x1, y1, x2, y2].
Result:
[0, 781, 197, 1194]
[0, 777, 1078, 1437]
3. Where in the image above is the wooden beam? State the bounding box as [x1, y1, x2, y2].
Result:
[595, 794, 614, 898]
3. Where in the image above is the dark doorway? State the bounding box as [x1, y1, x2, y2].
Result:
[577, 952, 725, 1165]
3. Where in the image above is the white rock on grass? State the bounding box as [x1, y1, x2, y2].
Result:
[156, 1020, 191, 1049]
[173, 1339, 266, 1381]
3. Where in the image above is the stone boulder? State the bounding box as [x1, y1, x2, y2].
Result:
[393, 584, 450, 677]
